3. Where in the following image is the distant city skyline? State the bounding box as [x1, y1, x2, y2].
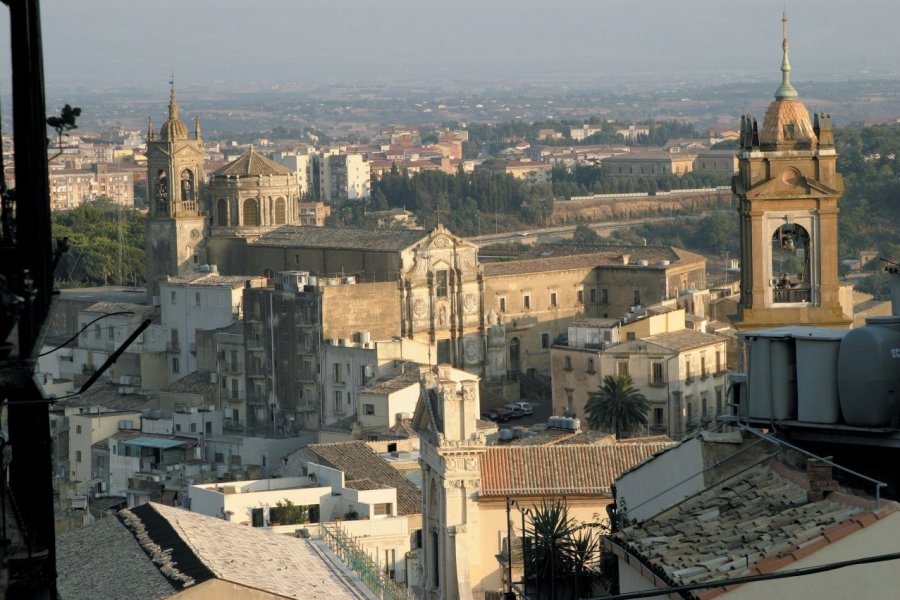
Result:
[16, 0, 900, 93]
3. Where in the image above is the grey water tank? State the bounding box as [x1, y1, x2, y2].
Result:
[745, 329, 797, 420]
[794, 329, 846, 424]
[838, 316, 900, 427]
[499, 428, 514, 441]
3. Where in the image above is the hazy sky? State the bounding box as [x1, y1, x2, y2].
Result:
[22, 0, 900, 90]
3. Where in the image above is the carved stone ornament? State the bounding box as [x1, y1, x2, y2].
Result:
[413, 298, 427, 317]
[463, 293, 477, 313]
[464, 338, 482, 363]
[465, 458, 477, 470]
[445, 458, 457, 470]
[432, 236, 451, 248]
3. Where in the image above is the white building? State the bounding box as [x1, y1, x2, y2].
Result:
[159, 272, 267, 381]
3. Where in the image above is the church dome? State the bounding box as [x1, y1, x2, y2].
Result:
[759, 13, 816, 148]
[159, 85, 189, 141]
[211, 147, 293, 178]
[760, 98, 817, 147]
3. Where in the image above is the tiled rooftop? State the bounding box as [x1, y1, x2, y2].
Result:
[479, 442, 672, 498]
[251, 225, 427, 251]
[162, 368, 215, 394]
[482, 245, 705, 277]
[211, 148, 293, 177]
[82, 301, 158, 318]
[359, 364, 421, 394]
[641, 329, 725, 352]
[308, 441, 422, 515]
[165, 273, 261, 288]
[121, 503, 369, 599]
[57, 515, 176, 600]
[609, 460, 899, 598]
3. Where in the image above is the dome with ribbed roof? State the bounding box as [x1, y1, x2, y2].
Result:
[159, 85, 189, 141]
[212, 147, 293, 178]
[759, 13, 817, 149]
[760, 99, 817, 147]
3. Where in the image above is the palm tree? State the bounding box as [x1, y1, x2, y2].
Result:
[584, 374, 650, 440]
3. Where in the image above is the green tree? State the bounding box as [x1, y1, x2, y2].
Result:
[585, 374, 650, 440]
[523, 500, 602, 599]
[571, 223, 600, 245]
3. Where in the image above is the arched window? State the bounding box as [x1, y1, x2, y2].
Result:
[274, 197, 286, 224]
[180, 169, 194, 202]
[771, 223, 811, 303]
[242, 198, 259, 226]
[156, 170, 168, 212]
[216, 198, 228, 226]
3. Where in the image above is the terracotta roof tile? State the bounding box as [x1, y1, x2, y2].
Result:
[479, 442, 672, 497]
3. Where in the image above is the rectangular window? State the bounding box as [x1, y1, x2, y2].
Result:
[616, 360, 629, 377]
[195, 292, 201, 306]
[171, 291, 177, 305]
[364, 403, 375, 415]
[436, 270, 448, 297]
[550, 292, 558, 308]
[540, 332, 550, 350]
[702, 394, 709, 420]
[360, 365, 367, 385]
[108, 326, 114, 340]
[701, 354, 707, 378]
[231, 379, 239, 399]
[172, 357, 180, 373]
[523, 294, 531, 310]
[333, 363, 342, 383]
[716, 350, 722, 374]
[633, 289, 641, 306]
[499, 297, 507, 313]
[334, 391, 343, 412]
[564, 356, 572, 370]
[373, 503, 392, 516]
[190, 422, 197, 433]
[626, 332, 636, 341]
[76, 450, 82, 463]
[590, 288, 597, 303]
[94, 325, 101, 339]
[587, 357, 595, 373]
[685, 356, 693, 380]
[651, 361, 665, 385]
[576, 289, 584, 304]
[654, 408, 664, 426]
[215, 452, 224, 463]
[76, 424, 82, 435]
[601, 288, 609, 304]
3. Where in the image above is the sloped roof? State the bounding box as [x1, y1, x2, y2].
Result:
[250, 225, 428, 251]
[162, 368, 215, 395]
[57, 515, 176, 600]
[308, 441, 422, 515]
[212, 148, 293, 177]
[120, 503, 368, 599]
[479, 442, 672, 498]
[482, 245, 705, 277]
[360, 363, 421, 394]
[641, 329, 726, 352]
[608, 460, 898, 598]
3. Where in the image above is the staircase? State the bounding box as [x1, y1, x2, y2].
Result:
[479, 381, 509, 411]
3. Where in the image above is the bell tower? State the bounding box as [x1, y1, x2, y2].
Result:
[732, 14, 851, 331]
[145, 83, 206, 302]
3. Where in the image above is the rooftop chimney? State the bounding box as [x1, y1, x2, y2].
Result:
[806, 458, 838, 503]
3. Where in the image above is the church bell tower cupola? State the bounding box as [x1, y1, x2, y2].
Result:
[145, 82, 207, 303]
[732, 14, 851, 331]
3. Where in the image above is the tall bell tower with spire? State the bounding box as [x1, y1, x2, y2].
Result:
[145, 82, 207, 303]
[732, 13, 852, 331]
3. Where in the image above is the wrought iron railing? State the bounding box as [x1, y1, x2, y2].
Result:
[320, 523, 410, 600]
[773, 287, 811, 303]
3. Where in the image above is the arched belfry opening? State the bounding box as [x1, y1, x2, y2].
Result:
[771, 223, 811, 304]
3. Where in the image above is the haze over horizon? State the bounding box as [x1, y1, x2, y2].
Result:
[18, 0, 900, 94]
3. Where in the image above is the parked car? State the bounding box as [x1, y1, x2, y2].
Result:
[492, 407, 513, 422]
[504, 403, 524, 419]
[511, 401, 534, 416]
[481, 412, 498, 422]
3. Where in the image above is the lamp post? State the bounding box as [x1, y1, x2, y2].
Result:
[514, 501, 535, 600]
[505, 497, 514, 598]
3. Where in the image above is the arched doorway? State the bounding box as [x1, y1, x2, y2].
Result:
[509, 337, 520, 373]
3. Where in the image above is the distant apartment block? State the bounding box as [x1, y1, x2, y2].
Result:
[569, 124, 602, 141]
[478, 159, 552, 186]
[49, 164, 134, 210]
[298, 201, 332, 226]
[615, 124, 651, 141]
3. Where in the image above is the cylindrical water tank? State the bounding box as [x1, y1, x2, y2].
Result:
[795, 329, 846, 424]
[499, 428, 514, 441]
[838, 316, 900, 427]
[572, 418, 581, 431]
[769, 338, 797, 420]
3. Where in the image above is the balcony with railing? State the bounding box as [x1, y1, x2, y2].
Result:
[320, 524, 411, 600]
[773, 286, 811, 304]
